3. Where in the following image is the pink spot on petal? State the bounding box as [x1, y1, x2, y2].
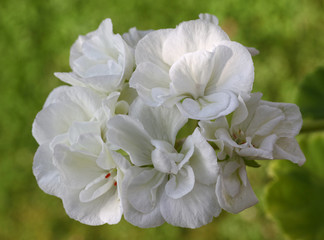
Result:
[105, 173, 111, 179]
[114, 182, 117, 186]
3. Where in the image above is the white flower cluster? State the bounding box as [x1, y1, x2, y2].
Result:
[32, 14, 305, 228]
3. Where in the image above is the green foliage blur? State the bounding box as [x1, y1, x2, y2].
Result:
[0, 0, 323, 239]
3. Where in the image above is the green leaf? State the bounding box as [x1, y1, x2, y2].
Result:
[265, 133, 324, 240]
[297, 67, 324, 119]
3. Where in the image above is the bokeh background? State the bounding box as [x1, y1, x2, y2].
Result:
[1, 0, 324, 239]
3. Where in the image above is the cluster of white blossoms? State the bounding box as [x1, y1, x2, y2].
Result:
[32, 14, 306, 228]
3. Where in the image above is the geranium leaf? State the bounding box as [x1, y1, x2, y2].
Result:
[265, 133, 324, 240]
[297, 67, 324, 119]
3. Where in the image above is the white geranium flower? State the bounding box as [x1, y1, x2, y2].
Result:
[199, 92, 306, 213]
[32, 86, 129, 225]
[55, 19, 134, 93]
[107, 99, 220, 228]
[130, 14, 254, 120]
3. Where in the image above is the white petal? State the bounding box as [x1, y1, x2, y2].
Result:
[162, 20, 229, 66]
[98, 190, 122, 224]
[121, 167, 166, 228]
[170, 49, 232, 99]
[54, 72, 87, 88]
[199, 13, 219, 25]
[238, 134, 278, 159]
[79, 173, 115, 202]
[129, 98, 187, 145]
[151, 140, 182, 174]
[209, 41, 254, 96]
[53, 145, 103, 189]
[216, 164, 258, 214]
[129, 62, 170, 106]
[246, 47, 260, 56]
[177, 90, 239, 120]
[161, 183, 221, 228]
[119, 36, 135, 81]
[122, 27, 152, 48]
[127, 168, 166, 213]
[231, 95, 249, 126]
[234, 92, 263, 130]
[187, 129, 219, 185]
[68, 121, 101, 146]
[43, 85, 71, 107]
[214, 128, 239, 160]
[111, 151, 131, 173]
[246, 104, 284, 137]
[32, 102, 88, 145]
[61, 186, 121, 225]
[273, 137, 306, 166]
[55, 72, 122, 93]
[96, 142, 116, 170]
[33, 143, 61, 197]
[261, 101, 303, 137]
[107, 115, 154, 166]
[165, 165, 195, 199]
[199, 118, 228, 140]
[135, 29, 173, 71]
[72, 132, 102, 157]
[43, 86, 103, 116]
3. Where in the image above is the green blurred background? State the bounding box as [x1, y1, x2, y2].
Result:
[1, 0, 324, 239]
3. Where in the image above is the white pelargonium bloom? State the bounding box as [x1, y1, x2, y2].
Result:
[32, 86, 129, 225]
[55, 19, 134, 93]
[199, 92, 306, 213]
[107, 99, 220, 228]
[130, 14, 254, 120]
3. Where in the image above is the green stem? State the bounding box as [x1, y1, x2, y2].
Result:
[300, 119, 324, 134]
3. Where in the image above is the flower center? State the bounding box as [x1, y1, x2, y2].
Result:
[232, 129, 246, 145]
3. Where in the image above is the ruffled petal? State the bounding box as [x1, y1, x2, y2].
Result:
[199, 117, 228, 140]
[170, 48, 232, 99]
[238, 134, 278, 159]
[107, 115, 154, 166]
[42, 85, 103, 116]
[32, 102, 88, 145]
[186, 129, 219, 185]
[53, 145, 103, 189]
[209, 41, 254, 96]
[61, 186, 121, 225]
[261, 101, 303, 137]
[162, 19, 229, 66]
[273, 137, 306, 166]
[151, 139, 182, 174]
[177, 90, 239, 120]
[122, 27, 152, 48]
[135, 29, 173, 71]
[121, 167, 166, 228]
[68, 121, 101, 147]
[129, 98, 187, 145]
[127, 168, 166, 213]
[245, 104, 284, 137]
[216, 159, 258, 214]
[160, 183, 221, 228]
[129, 62, 170, 106]
[33, 143, 61, 197]
[165, 165, 195, 199]
[79, 173, 115, 202]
